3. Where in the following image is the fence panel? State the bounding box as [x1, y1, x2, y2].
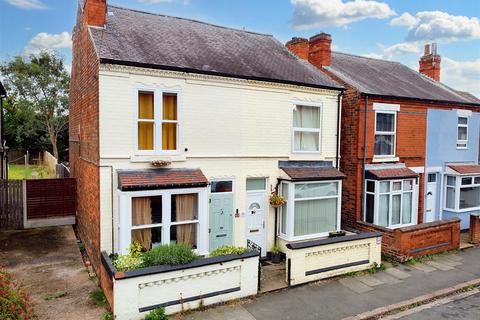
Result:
[0, 179, 24, 230]
[26, 178, 76, 220]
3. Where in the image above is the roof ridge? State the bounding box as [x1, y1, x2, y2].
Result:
[332, 51, 402, 65]
[107, 4, 273, 37]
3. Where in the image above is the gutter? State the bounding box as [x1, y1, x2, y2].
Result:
[360, 95, 368, 221]
[365, 93, 480, 108]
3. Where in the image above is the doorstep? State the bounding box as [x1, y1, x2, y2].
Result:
[259, 260, 288, 293]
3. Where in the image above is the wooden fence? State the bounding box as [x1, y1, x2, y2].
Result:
[0, 179, 24, 229]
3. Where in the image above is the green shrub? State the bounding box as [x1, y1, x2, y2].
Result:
[144, 307, 167, 320]
[210, 245, 251, 257]
[0, 267, 33, 320]
[89, 288, 108, 307]
[102, 311, 114, 320]
[142, 244, 198, 267]
[112, 241, 144, 271]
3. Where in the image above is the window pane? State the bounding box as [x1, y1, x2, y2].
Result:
[447, 176, 456, 186]
[392, 194, 401, 225]
[293, 105, 320, 129]
[365, 193, 375, 223]
[446, 187, 456, 209]
[402, 192, 412, 224]
[163, 93, 177, 120]
[294, 131, 319, 152]
[132, 196, 162, 226]
[211, 181, 233, 193]
[376, 113, 395, 132]
[171, 194, 198, 222]
[374, 134, 394, 155]
[162, 123, 177, 150]
[428, 174, 436, 183]
[461, 177, 472, 185]
[393, 181, 402, 191]
[281, 183, 289, 234]
[379, 181, 390, 193]
[138, 92, 154, 119]
[138, 122, 154, 150]
[132, 227, 161, 251]
[294, 198, 337, 236]
[475, 177, 480, 184]
[170, 224, 197, 249]
[246, 178, 266, 191]
[366, 180, 375, 193]
[378, 195, 389, 227]
[295, 182, 337, 199]
[458, 117, 468, 125]
[403, 180, 413, 190]
[459, 186, 480, 209]
[458, 126, 467, 141]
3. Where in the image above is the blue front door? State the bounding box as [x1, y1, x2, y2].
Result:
[209, 192, 233, 251]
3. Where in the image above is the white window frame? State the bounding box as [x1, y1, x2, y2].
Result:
[117, 187, 208, 255]
[443, 174, 480, 212]
[246, 177, 268, 192]
[374, 111, 397, 158]
[278, 179, 342, 242]
[291, 100, 323, 154]
[364, 178, 417, 228]
[135, 86, 182, 156]
[456, 116, 468, 149]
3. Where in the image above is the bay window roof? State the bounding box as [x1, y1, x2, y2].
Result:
[279, 161, 345, 181]
[118, 168, 208, 191]
[448, 164, 480, 175]
[366, 167, 418, 180]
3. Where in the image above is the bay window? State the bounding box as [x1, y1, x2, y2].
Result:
[292, 104, 321, 153]
[374, 112, 396, 157]
[444, 175, 480, 211]
[279, 180, 341, 241]
[364, 179, 416, 228]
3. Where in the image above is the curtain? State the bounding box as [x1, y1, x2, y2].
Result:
[132, 197, 152, 250]
[162, 94, 177, 150]
[294, 132, 319, 151]
[378, 195, 389, 227]
[402, 192, 412, 224]
[293, 106, 320, 151]
[174, 194, 197, 247]
[392, 194, 401, 225]
[138, 92, 154, 150]
[281, 183, 289, 234]
[294, 198, 337, 236]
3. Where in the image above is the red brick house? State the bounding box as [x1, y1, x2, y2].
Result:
[286, 34, 480, 261]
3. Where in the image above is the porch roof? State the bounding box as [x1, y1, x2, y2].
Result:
[366, 167, 418, 180]
[117, 168, 208, 191]
[279, 161, 346, 181]
[448, 164, 480, 175]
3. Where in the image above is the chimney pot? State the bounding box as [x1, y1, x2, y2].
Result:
[424, 44, 430, 55]
[83, 0, 107, 27]
[419, 43, 441, 81]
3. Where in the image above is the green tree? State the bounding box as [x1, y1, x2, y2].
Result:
[1, 51, 69, 159]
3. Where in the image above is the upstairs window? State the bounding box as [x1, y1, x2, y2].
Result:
[457, 116, 468, 149]
[293, 105, 321, 153]
[374, 112, 396, 157]
[137, 90, 179, 153]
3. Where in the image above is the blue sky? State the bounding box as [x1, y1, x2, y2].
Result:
[0, 0, 479, 95]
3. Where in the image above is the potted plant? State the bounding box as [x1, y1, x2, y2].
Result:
[270, 245, 282, 264]
[328, 230, 346, 238]
[269, 192, 286, 208]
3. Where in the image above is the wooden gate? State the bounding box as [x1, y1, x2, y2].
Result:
[0, 179, 24, 230]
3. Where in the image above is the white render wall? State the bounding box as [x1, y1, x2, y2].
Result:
[98, 64, 341, 253]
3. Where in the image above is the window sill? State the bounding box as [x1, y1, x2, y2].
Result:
[444, 207, 480, 213]
[372, 156, 399, 163]
[130, 154, 186, 163]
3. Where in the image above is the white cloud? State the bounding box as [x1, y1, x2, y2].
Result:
[442, 57, 480, 98]
[291, 0, 396, 29]
[391, 11, 480, 42]
[5, 0, 46, 10]
[23, 32, 72, 56]
[136, 0, 173, 3]
[382, 42, 420, 59]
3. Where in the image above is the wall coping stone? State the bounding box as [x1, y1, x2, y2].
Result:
[285, 231, 382, 250]
[398, 218, 460, 232]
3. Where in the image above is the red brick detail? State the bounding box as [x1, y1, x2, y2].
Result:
[83, 0, 106, 27]
[118, 169, 208, 190]
[366, 167, 418, 180]
[285, 37, 309, 60]
[99, 261, 114, 311]
[470, 215, 480, 245]
[357, 219, 460, 262]
[308, 33, 332, 68]
[448, 164, 480, 175]
[280, 167, 346, 180]
[419, 44, 441, 81]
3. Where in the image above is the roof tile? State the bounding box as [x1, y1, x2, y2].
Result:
[118, 168, 208, 191]
[448, 165, 480, 175]
[366, 167, 418, 180]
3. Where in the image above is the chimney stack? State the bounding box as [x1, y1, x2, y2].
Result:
[419, 43, 441, 81]
[83, 0, 107, 27]
[285, 33, 332, 69]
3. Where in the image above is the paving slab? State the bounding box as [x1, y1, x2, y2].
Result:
[372, 272, 403, 285]
[356, 274, 384, 287]
[385, 267, 412, 280]
[446, 253, 463, 262]
[425, 260, 454, 271]
[436, 257, 462, 267]
[183, 305, 255, 320]
[339, 278, 374, 293]
[410, 262, 437, 273]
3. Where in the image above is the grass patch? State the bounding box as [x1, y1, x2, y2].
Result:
[144, 308, 168, 320]
[102, 311, 114, 320]
[89, 289, 108, 308]
[44, 290, 67, 301]
[8, 164, 53, 179]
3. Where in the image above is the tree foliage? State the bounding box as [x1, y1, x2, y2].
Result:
[1, 51, 69, 160]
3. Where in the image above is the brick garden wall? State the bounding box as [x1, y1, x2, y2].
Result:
[470, 214, 480, 244]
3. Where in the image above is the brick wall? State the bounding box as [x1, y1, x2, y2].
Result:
[357, 219, 460, 261]
[69, 3, 102, 284]
[470, 214, 480, 244]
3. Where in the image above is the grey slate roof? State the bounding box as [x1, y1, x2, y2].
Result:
[327, 52, 480, 105]
[89, 5, 342, 90]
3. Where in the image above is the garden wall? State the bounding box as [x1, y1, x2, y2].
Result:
[101, 251, 259, 319]
[470, 214, 480, 244]
[278, 232, 382, 286]
[356, 218, 460, 262]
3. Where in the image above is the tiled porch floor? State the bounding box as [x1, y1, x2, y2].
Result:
[259, 260, 288, 293]
[460, 231, 474, 250]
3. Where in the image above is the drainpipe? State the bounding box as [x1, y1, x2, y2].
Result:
[360, 95, 369, 221]
[100, 164, 115, 253]
[335, 91, 344, 169]
[274, 178, 281, 246]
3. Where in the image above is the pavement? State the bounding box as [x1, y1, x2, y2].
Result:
[0, 226, 106, 320]
[183, 247, 480, 320]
